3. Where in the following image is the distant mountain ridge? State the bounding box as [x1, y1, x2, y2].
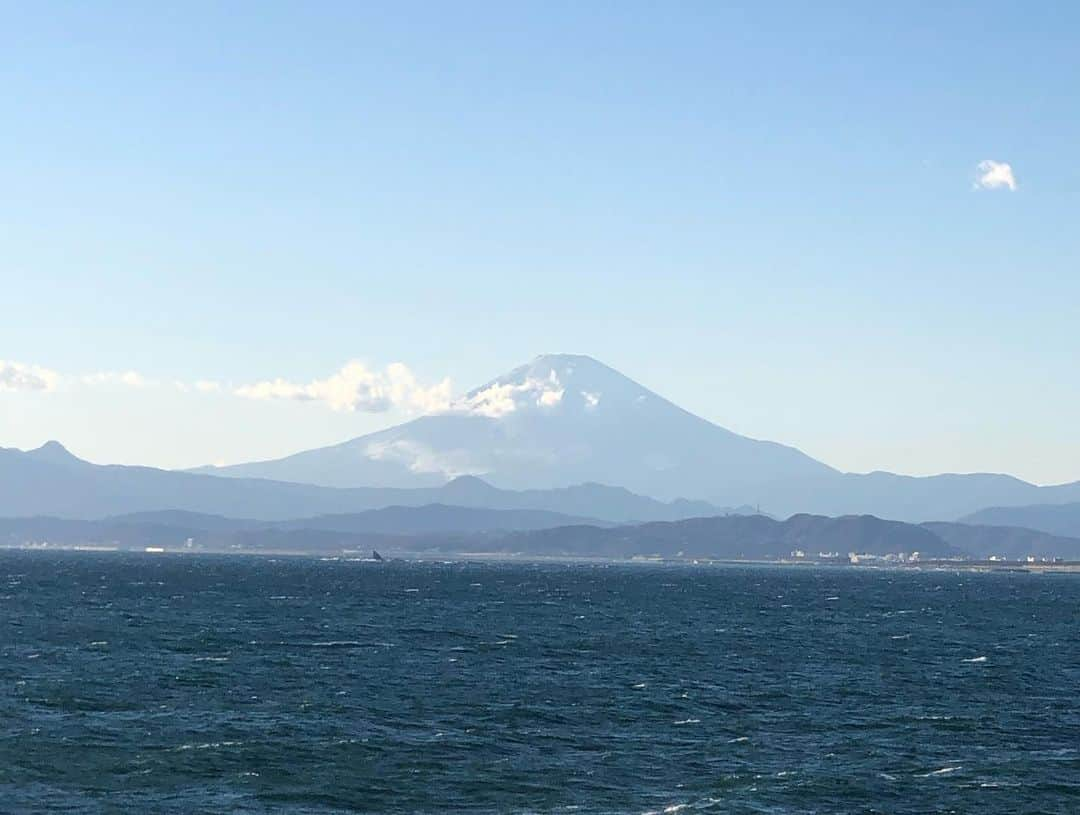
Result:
[6, 502, 1079, 560]
[922, 521, 1080, 560]
[272, 504, 609, 535]
[113, 505, 610, 535]
[0, 503, 610, 548]
[744, 470, 1080, 524]
[481, 515, 1080, 560]
[960, 503, 1080, 539]
[493, 513, 956, 560]
[0, 441, 733, 522]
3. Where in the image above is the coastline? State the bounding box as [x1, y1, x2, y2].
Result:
[3, 544, 1079, 574]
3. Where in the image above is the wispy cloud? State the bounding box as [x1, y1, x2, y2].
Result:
[363, 438, 486, 479]
[974, 160, 1017, 191]
[3, 356, 452, 416]
[173, 379, 223, 394]
[0, 360, 60, 392]
[81, 370, 153, 388]
[2, 361, 163, 393]
[235, 361, 452, 414]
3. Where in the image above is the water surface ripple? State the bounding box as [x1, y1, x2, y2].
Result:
[2, 552, 1078, 813]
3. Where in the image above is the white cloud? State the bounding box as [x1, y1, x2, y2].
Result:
[459, 371, 565, 417]
[174, 379, 221, 393]
[460, 382, 519, 418]
[384, 362, 454, 414]
[2, 361, 159, 393]
[81, 370, 152, 388]
[0, 360, 60, 392]
[3, 363, 244, 399]
[974, 160, 1017, 191]
[234, 360, 452, 414]
[582, 390, 601, 409]
[538, 387, 564, 407]
[364, 439, 485, 479]
[7, 357, 467, 419]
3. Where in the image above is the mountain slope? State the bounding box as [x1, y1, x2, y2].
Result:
[0, 441, 374, 520]
[959, 503, 1080, 539]
[200, 354, 835, 498]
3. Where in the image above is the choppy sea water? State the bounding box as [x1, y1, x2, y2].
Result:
[1, 552, 1078, 814]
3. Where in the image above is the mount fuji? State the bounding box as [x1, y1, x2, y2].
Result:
[199, 354, 834, 500]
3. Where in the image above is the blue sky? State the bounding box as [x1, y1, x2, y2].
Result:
[2, 2, 1078, 482]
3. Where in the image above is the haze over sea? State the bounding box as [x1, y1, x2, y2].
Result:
[2, 552, 1078, 814]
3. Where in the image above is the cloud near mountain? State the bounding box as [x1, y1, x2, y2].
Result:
[234, 360, 453, 414]
[462, 369, 568, 417]
[231, 359, 577, 419]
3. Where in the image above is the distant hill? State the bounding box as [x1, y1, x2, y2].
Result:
[0, 441, 375, 520]
[431, 476, 733, 522]
[0, 515, 400, 553]
[0, 510, 953, 559]
[271, 504, 609, 535]
[9, 505, 1080, 560]
[959, 503, 1080, 540]
[482, 513, 957, 560]
[0, 442, 733, 523]
[922, 521, 1080, 560]
[0, 516, 209, 549]
[752, 471, 1080, 525]
[110, 505, 606, 535]
[108, 510, 256, 532]
[0, 503, 606, 549]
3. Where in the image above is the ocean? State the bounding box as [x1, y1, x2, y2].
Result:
[2, 551, 1078, 813]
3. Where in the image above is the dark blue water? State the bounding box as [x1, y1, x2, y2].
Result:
[2, 552, 1078, 813]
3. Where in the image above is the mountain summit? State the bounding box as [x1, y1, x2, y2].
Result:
[26, 440, 83, 466]
[201, 354, 834, 500]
